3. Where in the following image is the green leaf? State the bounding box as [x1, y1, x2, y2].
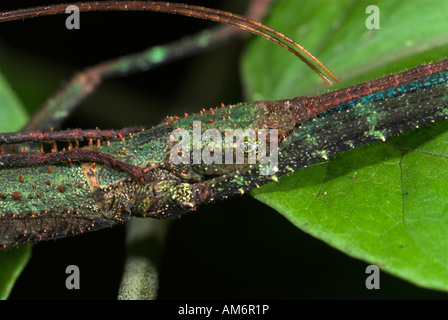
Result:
[0, 70, 31, 299]
[242, 0, 448, 290]
[0, 246, 32, 299]
[0, 71, 28, 132]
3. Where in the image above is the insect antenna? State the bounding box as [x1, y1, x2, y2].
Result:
[0, 1, 339, 85]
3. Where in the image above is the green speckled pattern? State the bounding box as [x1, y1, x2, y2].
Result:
[1, 60, 448, 249]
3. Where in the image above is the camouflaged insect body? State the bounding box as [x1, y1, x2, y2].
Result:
[1, 59, 448, 248]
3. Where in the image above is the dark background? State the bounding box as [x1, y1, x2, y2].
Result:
[1, 0, 447, 299]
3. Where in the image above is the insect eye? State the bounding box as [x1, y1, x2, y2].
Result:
[196, 184, 210, 202]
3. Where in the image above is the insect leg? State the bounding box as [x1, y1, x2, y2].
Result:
[0, 149, 154, 183]
[0, 127, 147, 145]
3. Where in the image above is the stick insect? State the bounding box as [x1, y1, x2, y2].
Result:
[0, 0, 448, 300]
